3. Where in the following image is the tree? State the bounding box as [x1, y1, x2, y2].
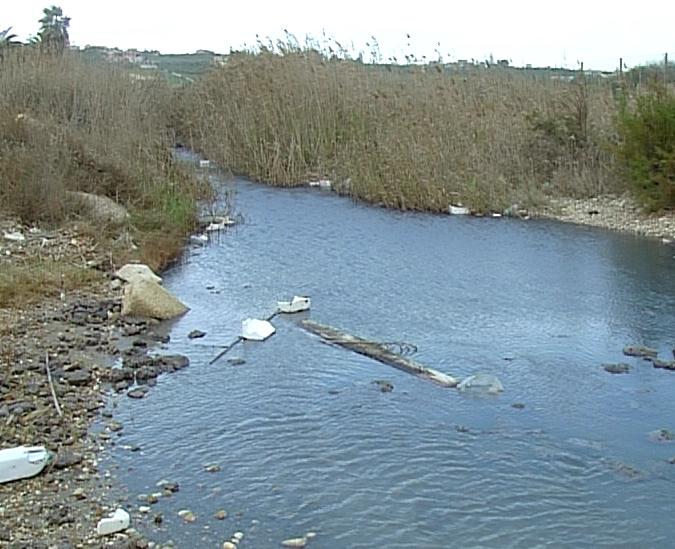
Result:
[38, 5, 70, 54]
[0, 26, 20, 47]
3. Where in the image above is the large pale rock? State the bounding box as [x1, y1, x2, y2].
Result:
[116, 264, 162, 285]
[121, 278, 188, 320]
[67, 191, 130, 226]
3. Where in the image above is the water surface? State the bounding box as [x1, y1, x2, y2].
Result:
[106, 175, 675, 548]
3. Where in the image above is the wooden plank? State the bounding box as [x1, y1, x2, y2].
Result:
[300, 320, 458, 388]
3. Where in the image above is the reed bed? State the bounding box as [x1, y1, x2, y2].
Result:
[0, 48, 207, 270]
[181, 47, 620, 212]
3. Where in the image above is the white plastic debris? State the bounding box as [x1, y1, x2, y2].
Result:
[205, 217, 235, 232]
[199, 159, 211, 168]
[457, 374, 504, 394]
[448, 204, 470, 215]
[0, 446, 53, 484]
[308, 179, 331, 189]
[277, 295, 311, 314]
[96, 508, 130, 536]
[190, 233, 209, 246]
[3, 231, 25, 242]
[241, 318, 276, 341]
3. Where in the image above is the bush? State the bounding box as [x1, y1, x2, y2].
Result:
[617, 84, 675, 210]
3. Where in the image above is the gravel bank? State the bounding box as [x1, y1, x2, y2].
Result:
[534, 194, 675, 242]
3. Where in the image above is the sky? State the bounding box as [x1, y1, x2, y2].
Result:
[6, 1, 674, 71]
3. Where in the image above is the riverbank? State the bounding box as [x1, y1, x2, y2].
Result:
[534, 193, 675, 242]
[0, 218, 190, 547]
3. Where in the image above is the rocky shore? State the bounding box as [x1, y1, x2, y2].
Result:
[534, 194, 675, 242]
[0, 221, 190, 547]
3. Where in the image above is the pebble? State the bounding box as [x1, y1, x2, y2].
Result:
[214, 510, 228, 520]
[188, 329, 206, 339]
[223, 543, 236, 549]
[233, 531, 244, 541]
[204, 463, 221, 473]
[178, 509, 196, 523]
[603, 363, 631, 374]
[139, 506, 151, 513]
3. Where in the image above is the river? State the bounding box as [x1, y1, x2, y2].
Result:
[104, 172, 675, 548]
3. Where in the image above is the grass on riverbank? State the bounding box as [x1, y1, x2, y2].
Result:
[180, 47, 620, 213]
[0, 48, 208, 274]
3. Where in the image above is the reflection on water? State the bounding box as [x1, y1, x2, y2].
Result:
[105, 175, 675, 548]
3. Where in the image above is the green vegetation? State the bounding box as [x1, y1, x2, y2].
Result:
[617, 83, 675, 210]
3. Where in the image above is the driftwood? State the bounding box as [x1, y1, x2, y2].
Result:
[301, 320, 458, 387]
[45, 352, 63, 417]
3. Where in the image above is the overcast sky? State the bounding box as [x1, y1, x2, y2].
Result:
[7, 1, 674, 70]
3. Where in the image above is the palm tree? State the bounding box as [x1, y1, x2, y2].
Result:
[0, 27, 20, 47]
[38, 5, 70, 54]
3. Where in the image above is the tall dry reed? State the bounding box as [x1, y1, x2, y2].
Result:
[180, 47, 619, 212]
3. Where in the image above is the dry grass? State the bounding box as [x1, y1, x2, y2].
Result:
[0, 259, 102, 308]
[180, 48, 621, 212]
[0, 48, 207, 269]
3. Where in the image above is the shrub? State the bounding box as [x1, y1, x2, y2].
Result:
[617, 84, 675, 210]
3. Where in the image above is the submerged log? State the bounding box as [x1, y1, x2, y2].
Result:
[300, 320, 458, 388]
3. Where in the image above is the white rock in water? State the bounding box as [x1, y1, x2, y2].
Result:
[96, 508, 130, 536]
[223, 542, 237, 549]
[281, 537, 307, 548]
[116, 264, 162, 285]
[232, 532, 244, 541]
[458, 373, 504, 394]
[121, 278, 188, 320]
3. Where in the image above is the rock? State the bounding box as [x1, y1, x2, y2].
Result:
[603, 363, 631, 374]
[623, 345, 658, 358]
[458, 374, 504, 394]
[157, 479, 180, 493]
[372, 380, 394, 393]
[66, 191, 130, 226]
[54, 449, 83, 469]
[668, 457, 675, 465]
[116, 264, 162, 285]
[127, 386, 150, 399]
[233, 532, 244, 541]
[188, 330, 206, 339]
[178, 509, 196, 523]
[108, 420, 124, 432]
[147, 493, 160, 504]
[139, 506, 151, 514]
[214, 510, 228, 520]
[63, 368, 92, 386]
[227, 357, 246, 366]
[204, 463, 221, 473]
[648, 429, 675, 443]
[223, 543, 237, 549]
[281, 537, 307, 548]
[511, 403, 526, 409]
[653, 359, 675, 370]
[121, 278, 188, 320]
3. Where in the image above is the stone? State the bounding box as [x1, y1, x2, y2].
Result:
[178, 509, 196, 523]
[116, 264, 162, 285]
[648, 429, 675, 443]
[603, 363, 631, 374]
[121, 278, 188, 320]
[653, 359, 675, 370]
[54, 449, 83, 469]
[66, 191, 130, 225]
[227, 357, 246, 366]
[214, 510, 228, 520]
[511, 403, 526, 409]
[372, 379, 394, 393]
[108, 420, 124, 432]
[188, 330, 206, 339]
[457, 373, 504, 394]
[204, 463, 221, 473]
[623, 345, 658, 358]
[233, 532, 244, 541]
[127, 386, 150, 399]
[63, 368, 92, 386]
[223, 543, 236, 549]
